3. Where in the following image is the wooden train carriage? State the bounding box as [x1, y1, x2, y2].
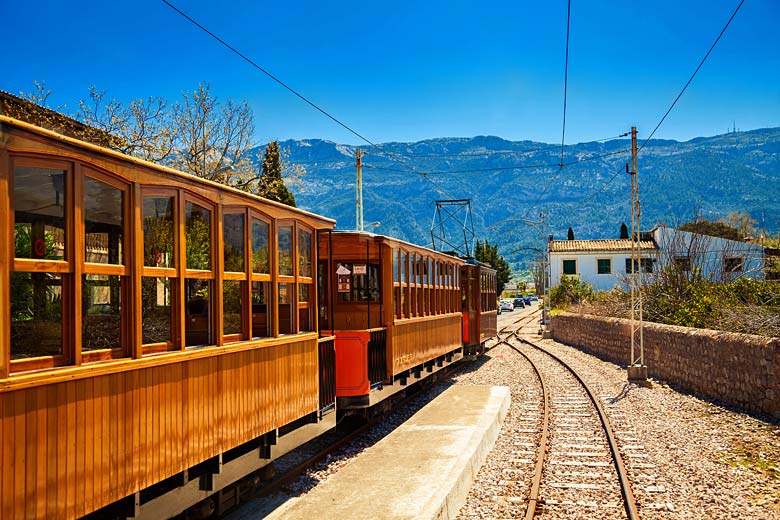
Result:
[0, 116, 337, 519]
[460, 263, 498, 355]
[318, 232, 464, 408]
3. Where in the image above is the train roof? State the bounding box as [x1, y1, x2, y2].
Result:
[0, 114, 336, 227]
[329, 230, 466, 264]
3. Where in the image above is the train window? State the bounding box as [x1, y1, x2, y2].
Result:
[252, 217, 270, 273]
[84, 176, 124, 265]
[393, 250, 399, 282]
[336, 263, 381, 303]
[278, 282, 295, 334]
[223, 280, 244, 339]
[251, 281, 272, 338]
[298, 229, 312, 278]
[14, 166, 67, 261]
[142, 276, 175, 348]
[143, 196, 175, 268]
[223, 213, 245, 273]
[185, 279, 212, 347]
[401, 252, 408, 283]
[10, 271, 65, 359]
[298, 283, 313, 332]
[82, 274, 123, 352]
[278, 225, 294, 276]
[185, 202, 211, 271]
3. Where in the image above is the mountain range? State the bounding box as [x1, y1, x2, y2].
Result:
[254, 127, 780, 276]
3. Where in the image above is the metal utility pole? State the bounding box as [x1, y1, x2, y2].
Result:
[628, 126, 649, 386]
[355, 148, 364, 232]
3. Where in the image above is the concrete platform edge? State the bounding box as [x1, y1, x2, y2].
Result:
[426, 386, 511, 520]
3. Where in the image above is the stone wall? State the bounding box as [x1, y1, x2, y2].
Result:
[551, 312, 780, 419]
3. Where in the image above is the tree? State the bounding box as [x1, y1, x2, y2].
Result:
[474, 240, 511, 295]
[620, 223, 629, 239]
[77, 86, 174, 162]
[256, 141, 297, 207]
[679, 219, 742, 241]
[567, 227, 575, 240]
[169, 83, 255, 185]
[721, 212, 756, 239]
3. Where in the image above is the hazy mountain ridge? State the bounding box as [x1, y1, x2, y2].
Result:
[251, 128, 780, 275]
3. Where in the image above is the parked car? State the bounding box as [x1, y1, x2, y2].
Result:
[528, 295, 539, 302]
[500, 300, 514, 312]
[513, 298, 525, 309]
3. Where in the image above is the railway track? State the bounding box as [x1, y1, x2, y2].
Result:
[495, 313, 640, 519]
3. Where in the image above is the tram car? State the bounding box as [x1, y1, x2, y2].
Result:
[0, 96, 498, 519]
[0, 111, 338, 519]
[318, 232, 497, 410]
[461, 261, 498, 356]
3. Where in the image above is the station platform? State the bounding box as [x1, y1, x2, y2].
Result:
[266, 385, 511, 520]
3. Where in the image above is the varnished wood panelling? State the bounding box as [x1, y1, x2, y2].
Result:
[480, 311, 497, 342]
[0, 337, 318, 519]
[390, 314, 462, 375]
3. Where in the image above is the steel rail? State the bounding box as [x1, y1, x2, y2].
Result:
[512, 329, 640, 520]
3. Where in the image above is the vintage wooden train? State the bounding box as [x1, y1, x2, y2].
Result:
[0, 114, 497, 519]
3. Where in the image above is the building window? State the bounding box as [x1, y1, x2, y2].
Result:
[597, 258, 612, 274]
[626, 258, 654, 273]
[724, 257, 744, 273]
[674, 256, 691, 272]
[562, 259, 577, 275]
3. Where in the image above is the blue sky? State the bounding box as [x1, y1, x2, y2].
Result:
[3, 0, 779, 146]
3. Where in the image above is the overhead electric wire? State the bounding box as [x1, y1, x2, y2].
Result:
[161, 0, 377, 147]
[363, 148, 629, 176]
[559, 0, 572, 167]
[637, 0, 745, 154]
[565, 0, 745, 214]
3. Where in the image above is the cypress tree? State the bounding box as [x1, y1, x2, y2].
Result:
[620, 223, 629, 239]
[567, 227, 575, 240]
[258, 141, 296, 207]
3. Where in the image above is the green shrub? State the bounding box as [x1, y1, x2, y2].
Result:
[550, 275, 594, 309]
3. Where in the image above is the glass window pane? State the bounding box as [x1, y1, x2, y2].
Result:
[185, 279, 212, 347]
[143, 196, 174, 268]
[298, 229, 312, 278]
[223, 213, 245, 272]
[186, 202, 211, 270]
[393, 250, 399, 282]
[14, 166, 67, 260]
[278, 225, 293, 276]
[142, 277, 173, 346]
[251, 281, 271, 338]
[223, 280, 243, 337]
[597, 259, 611, 274]
[298, 283, 313, 332]
[278, 282, 294, 334]
[84, 177, 124, 265]
[563, 259, 577, 275]
[82, 274, 122, 352]
[10, 272, 63, 359]
[252, 218, 270, 273]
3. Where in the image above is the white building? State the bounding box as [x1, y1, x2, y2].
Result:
[549, 226, 766, 291]
[549, 239, 658, 291]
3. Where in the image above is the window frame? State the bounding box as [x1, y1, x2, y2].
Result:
[596, 258, 612, 275]
[562, 258, 577, 276]
[9, 156, 75, 372]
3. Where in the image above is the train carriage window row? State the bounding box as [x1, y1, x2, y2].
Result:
[392, 249, 461, 320]
[6, 155, 320, 374]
